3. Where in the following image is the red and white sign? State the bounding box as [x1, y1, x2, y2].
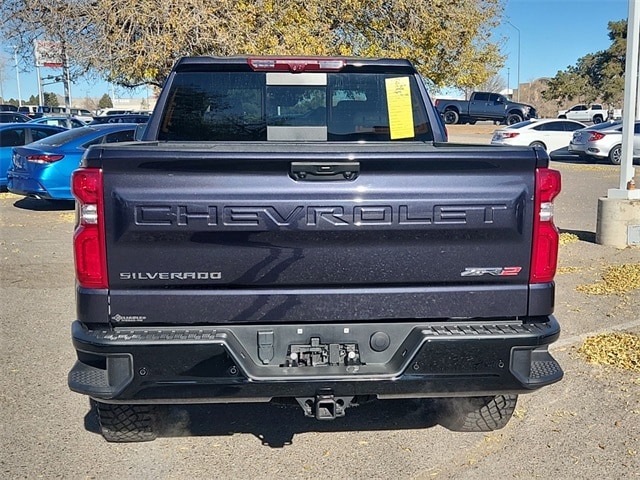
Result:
[34, 40, 63, 68]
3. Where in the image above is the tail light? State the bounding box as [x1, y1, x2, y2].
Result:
[502, 132, 519, 139]
[587, 131, 605, 141]
[72, 168, 108, 289]
[27, 154, 64, 164]
[530, 168, 562, 283]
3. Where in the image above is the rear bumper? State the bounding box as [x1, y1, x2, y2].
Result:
[69, 317, 563, 403]
[7, 172, 72, 200]
[567, 144, 587, 155]
[7, 173, 51, 199]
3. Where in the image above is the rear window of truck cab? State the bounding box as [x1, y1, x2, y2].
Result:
[158, 71, 433, 142]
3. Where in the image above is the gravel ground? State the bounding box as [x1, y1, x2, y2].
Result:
[1, 131, 638, 479]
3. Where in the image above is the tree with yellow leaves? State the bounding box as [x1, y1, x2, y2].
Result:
[1, 0, 504, 91]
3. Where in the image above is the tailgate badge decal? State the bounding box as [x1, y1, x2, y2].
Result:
[461, 267, 522, 277]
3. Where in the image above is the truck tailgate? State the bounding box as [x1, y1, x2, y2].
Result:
[93, 143, 546, 325]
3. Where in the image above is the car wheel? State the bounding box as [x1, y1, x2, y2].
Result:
[529, 141, 546, 150]
[436, 394, 518, 432]
[93, 400, 159, 442]
[592, 115, 603, 124]
[608, 145, 622, 165]
[506, 114, 523, 125]
[443, 110, 459, 125]
[558, 115, 567, 119]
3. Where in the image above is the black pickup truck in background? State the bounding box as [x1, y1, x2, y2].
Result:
[68, 56, 563, 442]
[435, 91, 538, 125]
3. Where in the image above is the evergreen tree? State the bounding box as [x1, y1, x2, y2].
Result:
[98, 94, 113, 109]
[43, 92, 58, 106]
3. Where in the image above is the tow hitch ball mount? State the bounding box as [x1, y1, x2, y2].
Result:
[296, 391, 355, 420]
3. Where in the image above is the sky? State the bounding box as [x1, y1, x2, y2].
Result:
[0, 0, 633, 104]
[497, 0, 629, 88]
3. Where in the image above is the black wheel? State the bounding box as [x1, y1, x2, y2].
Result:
[93, 401, 159, 442]
[608, 145, 622, 165]
[467, 119, 477, 125]
[529, 141, 546, 150]
[506, 113, 523, 125]
[592, 115, 603, 124]
[558, 115, 567, 119]
[436, 394, 518, 432]
[443, 109, 459, 125]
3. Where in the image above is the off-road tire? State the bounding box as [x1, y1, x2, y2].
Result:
[443, 109, 459, 125]
[93, 401, 159, 442]
[592, 115, 604, 124]
[506, 113, 523, 125]
[436, 394, 518, 432]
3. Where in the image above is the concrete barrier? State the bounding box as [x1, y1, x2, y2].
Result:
[596, 197, 640, 248]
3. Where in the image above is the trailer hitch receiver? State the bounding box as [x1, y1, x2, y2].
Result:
[296, 391, 353, 420]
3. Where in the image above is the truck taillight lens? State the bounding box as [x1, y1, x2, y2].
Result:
[72, 168, 108, 289]
[530, 168, 561, 283]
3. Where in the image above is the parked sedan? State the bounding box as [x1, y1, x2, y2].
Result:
[491, 118, 586, 156]
[89, 114, 150, 125]
[28, 116, 87, 129]
[0, 112, 31, 123]
[7, 124, 136, 200]
[0, 124, 67, 188]
[568, 121, 640, 165]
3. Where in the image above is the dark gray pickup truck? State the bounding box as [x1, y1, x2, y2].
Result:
[435, 91, 538, 125]
[68, 56, 563, 442]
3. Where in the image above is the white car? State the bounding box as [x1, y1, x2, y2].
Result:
[491, 118, 586, 156]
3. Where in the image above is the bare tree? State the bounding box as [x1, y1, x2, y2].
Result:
[477, 73, 507, 93]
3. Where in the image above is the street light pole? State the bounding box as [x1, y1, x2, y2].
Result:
[13, 46, 22, 107]
[507, 21, 521, 102]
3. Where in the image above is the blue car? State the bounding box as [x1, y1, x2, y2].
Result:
[7, 124, 136, 200]
[28, 116, 87, 129]
[0, 123, 67, 188]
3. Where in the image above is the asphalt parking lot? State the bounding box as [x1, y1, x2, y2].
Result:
[1, 129, 638, 479]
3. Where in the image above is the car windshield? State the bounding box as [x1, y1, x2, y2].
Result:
[158, 71, 433, 142]
[30, 126, 98, 147]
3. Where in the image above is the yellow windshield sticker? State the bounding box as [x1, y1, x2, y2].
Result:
[385, 77, 414, 140]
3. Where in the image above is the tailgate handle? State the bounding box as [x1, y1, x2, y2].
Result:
[291, 162, 359, 181]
